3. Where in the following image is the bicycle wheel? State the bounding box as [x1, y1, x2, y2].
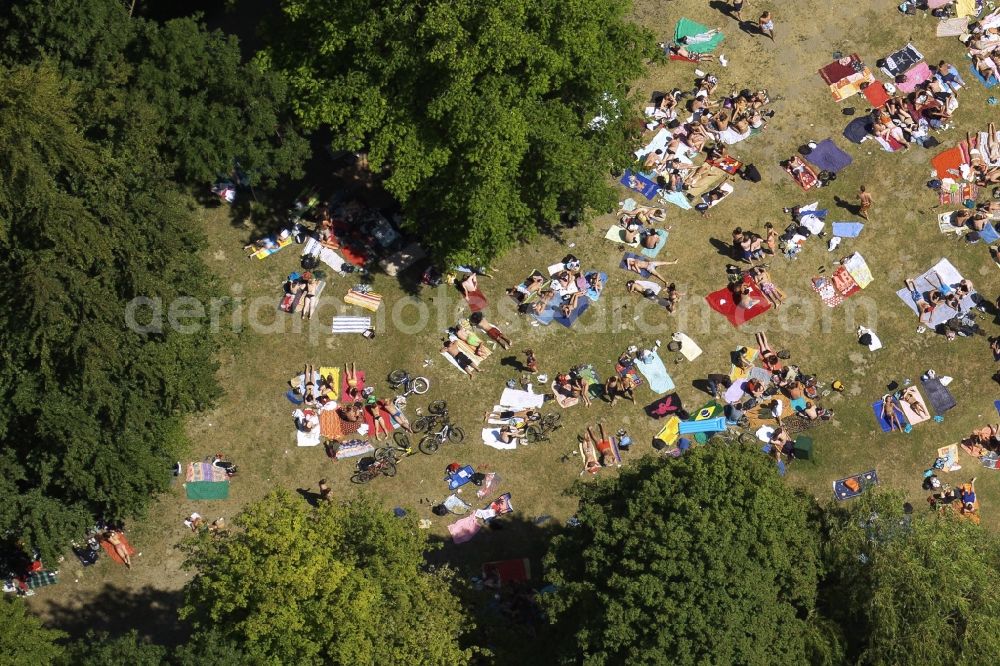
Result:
[428, 400, 447, 415]
[392, 431, 411, 450]
[411, 377, 430, 394]
[381, 461, 397, 477]
[374, 447, 395, 462]
[541, 413, 562, 428]
[525, 425, 542, 443]
[351, 471, 371, 484]
[447, 425, 465, 443]
[387, 369, 408, 386]
[413, 416, 434, 433]
[419, 436, 440, 455]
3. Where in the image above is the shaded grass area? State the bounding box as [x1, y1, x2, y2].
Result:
[29, 1, 1000, 661]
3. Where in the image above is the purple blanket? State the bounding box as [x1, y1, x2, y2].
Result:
[806, 139, 852, 174]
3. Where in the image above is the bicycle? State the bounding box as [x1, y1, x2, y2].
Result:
[388, 369, 430, 399]
[375, 431, 417, 463]
[524, 413, 562, 443]
[419, 417, 465, 454]
[713, 424, 756, 446]
[413, 400, 450, 433]
[351, 456, 397, 484]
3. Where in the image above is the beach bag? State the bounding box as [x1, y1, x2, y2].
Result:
[844, 478, 860, 492]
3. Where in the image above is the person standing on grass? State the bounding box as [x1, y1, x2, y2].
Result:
[859, 186, 873, 220]
[731, 0, 745, 21]
[758, 11, 774, 41]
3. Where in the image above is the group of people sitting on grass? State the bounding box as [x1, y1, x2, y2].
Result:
[507, 256, 603, 319]
[961, 424, 1000, 457]
[863, 60, 964, 151]
[616, 205, 669, 251]
[554, 368, 594, 407]
[964, 10, 1000, 81]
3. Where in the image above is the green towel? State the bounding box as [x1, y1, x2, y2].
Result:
[674, 18, 724, 54]
[185, 480, 230, 500]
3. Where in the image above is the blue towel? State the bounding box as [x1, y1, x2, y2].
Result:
[994, 400, 1000, 416]
[979, 223, 1000, 244]
[584, 272, 608, 301]
[635, 350, 674, 394]
[286, 389, 304, 405]
[661, 190, 693, 210]
[970, 63, 999, 89]
[806, 139, 852, 174]
[872, 400, 904, 432]
[620, 252, 652, 278]
[640, 231, 669, 258]
[620, 170, 660, 200]
[831, 222, 864, 238]
[678, 416, 726, 434]
[553, 297, 591, 328]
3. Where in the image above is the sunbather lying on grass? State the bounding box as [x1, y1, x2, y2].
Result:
[624, 257, 677, 285]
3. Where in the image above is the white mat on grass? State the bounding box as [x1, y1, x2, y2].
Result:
[895, 258, 977, 327]
[499, 387, 545, 410]
[331, 316, 371, 333]
[482, 427, 517, 450]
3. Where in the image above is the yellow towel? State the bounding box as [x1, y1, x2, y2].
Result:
[318, 367, 340, 400]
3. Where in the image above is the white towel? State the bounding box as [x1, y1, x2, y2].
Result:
[672, 332, 703, 361]
[482, 427, 517, 450]
[498, 388, 545, 410]
[331, 316, 371, 333]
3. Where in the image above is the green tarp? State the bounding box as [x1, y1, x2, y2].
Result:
[185, 480, 229, 500]
[674, 18, 724, 54]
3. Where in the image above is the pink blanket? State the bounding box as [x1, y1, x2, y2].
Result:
[448, 515, 481, 544]
[897, 62, 932, 94]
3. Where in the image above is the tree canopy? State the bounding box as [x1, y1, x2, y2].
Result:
[542, 446, 836, 665]
[180, 491, 474, 665]
[264, 0, 653, 263]
[0, 597, 66, 666]
[821, 492, 1000, 665]
[0, 0, 309, 187]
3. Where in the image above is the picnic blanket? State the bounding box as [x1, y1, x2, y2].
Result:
[896, 62, 933, 94]
[862, 81, 890, 109]
[819, 54, 875, 101]
[279, 280, 325, 314]
[806, 139, 852, 174]
[895, 258, 977, 327]
[705, 276, 771, 326]
[551, 382, 580, 409]
[685, 165, 728, 199]
[482, 427, 517, 450]
[786, 161, 820, 190]
[24, 571, 59, 589]
[443, 494, 472, 515]
[922, 377, 957, 414]
[605, 225, 639, 247]
[620, 170, 660, 200]
[185, 480, 229, 500]
[476, 472, 502, 499]
[463, 286, 488, 313]
[341, 370, 365, 402]
[937, 17, 969, 37]
[331, 316, 371, 333]
[844, 117, 873, 143]
[186, 462, 228, 483]
[899, 386, 931, 425]
[937, 443, 961, 472]
[832, 222, 864, 238]
[880, 44, 925, 78]
[970, 64, 999, 89]
[448, 515, 481, 544]
[674, 18, 724, 54]
[634, 350, 675, 394]
[250, 235, 292, 260]
[646, 393, 684, 418]
[447, 465, 476, 490]
[499, 387, 545, 410]
[344, 289, 383, 312]
[635, 127, 672, 159]
[531, 294, 592, 328]
[672, 332, 702, 361]
[872, 398, 906, 432]
[100, 533, 136, 566]
[834, 470, 878, 500]
[641, 232, 669, 258]
[482, 558, 531, 586]
[296, 425, 322, 447]
[334, 440, 373, 460]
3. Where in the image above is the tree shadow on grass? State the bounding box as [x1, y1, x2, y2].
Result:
[425, 512, 568, 664]
[37, 583, 187, 646]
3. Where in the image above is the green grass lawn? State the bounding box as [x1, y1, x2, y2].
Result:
[29, 0, 1000, 655]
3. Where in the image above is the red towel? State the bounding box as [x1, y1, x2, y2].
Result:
[464, 289, 488, 312]
[100, 533, 135, 567]
[705, 276, 771, 327]
[819, 55, 861, 85]
[862, 81, 890, 108]
[931, 146, 966, 178]
[363, 405, 395, 435]
[482, 558, 531, 585]
[669, 53, 699, 63]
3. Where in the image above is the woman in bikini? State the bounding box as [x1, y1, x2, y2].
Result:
[296, 274, 320, 320]
[751, 266, 785, 308]
[344, 362, 362, 401]
[904, 279, 935, 324]
[901, 388, 928, 420]
[881, 394, 903, 432]
[105, 531, 132, 569]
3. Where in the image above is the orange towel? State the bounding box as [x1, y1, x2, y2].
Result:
[100, 533, 135, 566]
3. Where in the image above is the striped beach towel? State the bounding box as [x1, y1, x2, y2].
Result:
[186, 462, 229, 483]
[331, 316, 372, 333]
[344, 289, 382, 312]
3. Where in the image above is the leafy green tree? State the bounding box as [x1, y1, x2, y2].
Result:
[543, 446, 838, 665]
[0, 61, 221, 562]
[0, 0, 308, 187]
[180, 490, 474, 665]
[264, 0, 653, 262]
[59, 631, 166, 666]
[0, 597, 65, 665]
[821, 491, 1000, 665]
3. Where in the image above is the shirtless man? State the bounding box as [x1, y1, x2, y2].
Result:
[858, 186, 873, 220]
[904, 279, 935, 324]
[105, 531, 132, 569]
[442, 338, 481, 378]
[624, 257, 678, 285]
[469, 312, 511, 349]
[900, 388, 928, 420]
